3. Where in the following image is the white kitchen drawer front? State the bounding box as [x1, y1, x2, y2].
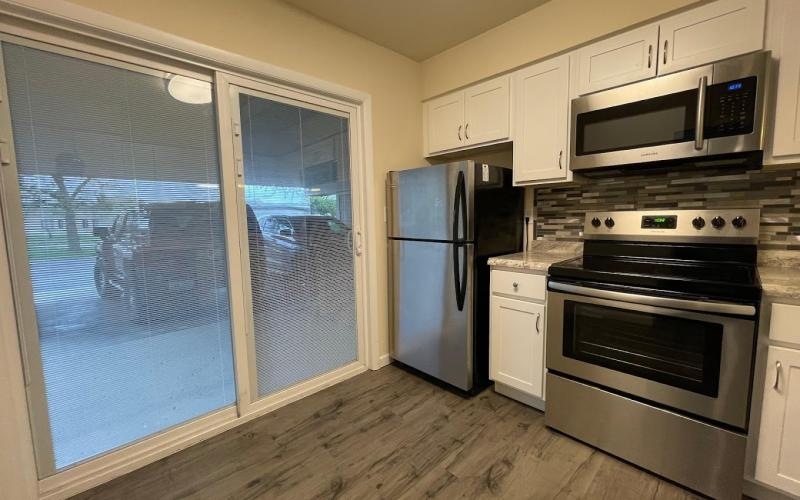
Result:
[576, 24, 660, 95]
[658, 0, 765, 75]
[755, 346, 800, 496]
[770, 303, 800, 345]
[491, 269, 546, 301]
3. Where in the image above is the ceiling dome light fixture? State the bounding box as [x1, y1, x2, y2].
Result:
[166, 74, 212, 104]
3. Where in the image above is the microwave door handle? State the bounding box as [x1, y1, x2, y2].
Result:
[695, 76, 707, 151]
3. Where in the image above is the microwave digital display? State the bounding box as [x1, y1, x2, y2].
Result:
[641, 215, 677, 229]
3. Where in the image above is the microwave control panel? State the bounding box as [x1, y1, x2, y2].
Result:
[704, 76, 757, 139]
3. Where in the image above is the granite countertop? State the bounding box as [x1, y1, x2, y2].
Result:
[487, 241, 583, 273]
[758, 250, 800, 304]
[489, 244, 800, 302]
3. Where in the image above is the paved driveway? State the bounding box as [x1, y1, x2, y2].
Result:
[29, 257, 236, 469]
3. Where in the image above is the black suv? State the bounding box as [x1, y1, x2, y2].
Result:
[93, 202, 227, 323]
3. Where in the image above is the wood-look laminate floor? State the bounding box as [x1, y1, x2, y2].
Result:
[74, 365, 700, 500]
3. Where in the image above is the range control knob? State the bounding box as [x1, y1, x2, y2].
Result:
[604, 217, 615, 228]
[732, 216, 747, 229]
[711, 216, 726, 229]
[591, 217, 602, 228]
[692, 217, 706, 229]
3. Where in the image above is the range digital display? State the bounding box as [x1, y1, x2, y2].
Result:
[641, 215, 678, 229]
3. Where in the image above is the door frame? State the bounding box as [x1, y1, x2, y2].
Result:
[0, 2, 381, 497]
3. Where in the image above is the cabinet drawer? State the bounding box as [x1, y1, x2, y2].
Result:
[491, 270, 546, 300]
[770, 303, 800, 345]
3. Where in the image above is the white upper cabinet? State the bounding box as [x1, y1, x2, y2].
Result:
[425, 92, 465, 154]
[658, 0, 765, 75]
[424, 75, 510, 156]
[576, 24, 660, 95]
[756, 345, 800, 496]
[766, 0, 800, 160]
[513, 55, 570, 185]
[464, 76, 510, 147]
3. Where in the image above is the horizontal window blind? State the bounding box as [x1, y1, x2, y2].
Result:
[238, 93, 357, 397]
[3, 43, 235, 471]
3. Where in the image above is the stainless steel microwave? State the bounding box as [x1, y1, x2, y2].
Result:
[570, 51, 768, 171]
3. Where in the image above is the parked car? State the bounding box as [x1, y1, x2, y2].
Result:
[257, 214, 352, 274]
[93, 202, 227, 323]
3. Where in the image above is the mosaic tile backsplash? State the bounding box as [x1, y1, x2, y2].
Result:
[534, 165, 800, 250]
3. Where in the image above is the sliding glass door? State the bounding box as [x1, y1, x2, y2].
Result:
[233, 89, 358, 399]
[0, 42, 235, 474]
[0, 35, 366, 481]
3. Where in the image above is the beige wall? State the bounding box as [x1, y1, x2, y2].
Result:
[65, 0, 425, 357]
[421, 0, 703, 99]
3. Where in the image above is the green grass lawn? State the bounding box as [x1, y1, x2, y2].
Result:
[25, 233, 98, 261]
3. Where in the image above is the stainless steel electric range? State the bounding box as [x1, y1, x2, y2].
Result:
[544, 209, 761, 500]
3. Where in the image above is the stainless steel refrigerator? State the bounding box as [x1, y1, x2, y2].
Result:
[387, 161, 524, 393]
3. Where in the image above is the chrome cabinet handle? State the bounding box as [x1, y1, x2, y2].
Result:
[663, 40, 668, 65]
[535, 313, 540, 333]
[465, 123, 470, 140]
[774, 360, 782, 390]
[558, 150, 563, 169]
[647, 44, 652, 69]
[695, 76, 707, 151]
[457, 125, 462, 141]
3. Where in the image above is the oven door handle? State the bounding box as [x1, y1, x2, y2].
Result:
[548, 281, 756, 316]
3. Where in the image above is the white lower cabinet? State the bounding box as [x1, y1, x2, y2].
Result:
[755, 345, 800, 496]
[489, 269, 547, 407]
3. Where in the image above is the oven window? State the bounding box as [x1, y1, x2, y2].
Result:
[563, 301, 722, 397]
[575, 89, 698, 156]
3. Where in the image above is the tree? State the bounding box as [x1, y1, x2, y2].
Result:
[310, 195, 337, 216]
[22, 153, 92, 251]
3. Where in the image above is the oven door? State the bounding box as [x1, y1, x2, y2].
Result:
[570, 64, 712, 170]
[546, 287, 756, 429]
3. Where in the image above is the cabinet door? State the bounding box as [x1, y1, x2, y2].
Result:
[766, 0, 800, 159]
[658, 0, 765, 76]
[576, 24, 659, 95]
[490, 295, 544, 398]
[756, 346, 800, 496]
[464, 75, 510, 146]
[425, 91, 464, 155]
[512, 55, 570, 184]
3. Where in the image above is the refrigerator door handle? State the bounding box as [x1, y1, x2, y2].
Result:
[453, 243, 467, 311]
[452, 170, 466, 241]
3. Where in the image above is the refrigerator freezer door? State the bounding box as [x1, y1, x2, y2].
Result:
[388, 162, 473, 242]
[390, 239, 474, 390]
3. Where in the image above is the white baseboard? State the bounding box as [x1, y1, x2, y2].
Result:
[373, 353, 392, 370]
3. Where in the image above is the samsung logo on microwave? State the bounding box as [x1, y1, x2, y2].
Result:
[640, 151, 659, 157]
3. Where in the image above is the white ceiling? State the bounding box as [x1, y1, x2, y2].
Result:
[280, 0, 553, 61]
